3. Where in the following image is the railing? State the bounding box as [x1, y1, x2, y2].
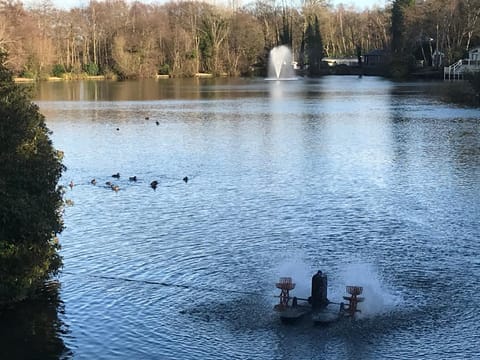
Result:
[444, 59, 480, 80]
[444, 60, 463, 80]
[462, 59, 480, 67]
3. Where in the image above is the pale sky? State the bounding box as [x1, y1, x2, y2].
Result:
[27, 0, 389, 11]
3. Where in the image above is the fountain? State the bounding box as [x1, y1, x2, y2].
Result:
[267, 45, 296, 80]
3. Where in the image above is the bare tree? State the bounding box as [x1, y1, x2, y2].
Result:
[226, 10, 265, 75]
[199, 5, 231, 75]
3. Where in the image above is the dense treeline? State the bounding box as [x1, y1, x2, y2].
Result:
[0, 0, 386, 78]
[0, 0, 479, 78]
[390, 0, 480, 75]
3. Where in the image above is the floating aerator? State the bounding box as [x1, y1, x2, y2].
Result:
[275, 277, 295, 309]
[346, 286, 363, 296]
[343, 285, 364, 317]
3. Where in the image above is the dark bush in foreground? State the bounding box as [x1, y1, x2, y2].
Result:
[0, 52, 65, 305]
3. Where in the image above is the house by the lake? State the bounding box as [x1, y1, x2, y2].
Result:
[363, 49, 388, 67]
[444, 46, 480, 80]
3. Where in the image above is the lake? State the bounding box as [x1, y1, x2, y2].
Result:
[2, 76, 479, 359]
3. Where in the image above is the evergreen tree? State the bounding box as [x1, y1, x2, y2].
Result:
[299, 32, 306, 70]
[0, 52, 65, 305]
[391, 0, 415, 54]
[280, 10, 292, 47]
[305, 16, 324, 76]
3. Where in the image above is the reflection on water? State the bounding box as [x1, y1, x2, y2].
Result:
[32, 78, 267, 102]
[12, 76, 480, 359]
[0, 281, 71, 359]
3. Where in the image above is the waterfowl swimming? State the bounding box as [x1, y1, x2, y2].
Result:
[183, 176, 189, 183]
[150, 180, 158, 190]
[156, 121, 159, 125]
[112, 173, 120, 178]
[69, 181, 74, 189]
[129, 176, 137, 182]
[91, 179, 97, 185]
[145, 116, 149, 120]
[105, 181, 112, 187]
[111, 184, 120, 192]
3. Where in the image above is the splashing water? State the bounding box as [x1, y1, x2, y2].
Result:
[273, 257, 402, 318]
[273, 253, 313, 299]
[335, 262, 402, 318]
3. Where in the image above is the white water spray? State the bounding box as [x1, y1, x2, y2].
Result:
[273, 255, 402, 318]
[273, 253, 312, 299]
[335, 262, 402, 318]
[268, 45, 296, 79]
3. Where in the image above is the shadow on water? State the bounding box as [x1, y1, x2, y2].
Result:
[181, 294, 276, 331]
[0, 280, 71, 360]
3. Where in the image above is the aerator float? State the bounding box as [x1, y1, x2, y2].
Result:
[274, 271, 364, 324]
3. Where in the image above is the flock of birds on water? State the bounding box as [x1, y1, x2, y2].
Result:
[68, 173, 189, 193]
[64, 116, 189, 203]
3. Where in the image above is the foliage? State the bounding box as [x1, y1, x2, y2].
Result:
[158, 64, 170, 76]
[401, 0, 480, 68]
[83, 62, 99, 76]
[227, 11, 265, 76]
[465, 70, 480, 96]
[0, 52, 65, 305]
[20, 70, 36, 79]
[52, 64, 66, 78]
[391, 0, 415, 54]
[280, 9, 293, 47]
[199, 10, 230, 75]
[305, 15, 324, 76]
[0, 1, 478, 78]
[388, 55, 416, 79]
[463, 71, 480, 105]
[0, 0, 394, 78]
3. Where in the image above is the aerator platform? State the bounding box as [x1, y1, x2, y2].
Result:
[274, 271, 364, 324]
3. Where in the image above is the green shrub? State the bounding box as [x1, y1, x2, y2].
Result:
[388, 55, 416, 79]
[159, 64, 170, 75]
[83, 62, 99, 76]
[0, 52, 65, 305]
[20, 70, 36, 79]
[465, 71, 480, 97]
[52, 64, 66, 78]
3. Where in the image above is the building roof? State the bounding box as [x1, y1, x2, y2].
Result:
[364, 49, 387, 57]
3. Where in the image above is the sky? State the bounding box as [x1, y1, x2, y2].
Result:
[27, 0, 389, 11]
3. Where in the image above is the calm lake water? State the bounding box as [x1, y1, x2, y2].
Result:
[2, 76, 479, 359]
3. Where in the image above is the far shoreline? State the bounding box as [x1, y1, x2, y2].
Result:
[14, 75, 107, 83]
[12, 74, 214, 83]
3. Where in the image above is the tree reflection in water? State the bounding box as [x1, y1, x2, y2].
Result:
[0, 280, 71, 359]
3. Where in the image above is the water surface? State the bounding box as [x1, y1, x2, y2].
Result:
[10, 76, 480, 359]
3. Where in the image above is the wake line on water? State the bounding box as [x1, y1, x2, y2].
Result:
[62, 261, 403, 318]
[61, 270, 266, 297]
